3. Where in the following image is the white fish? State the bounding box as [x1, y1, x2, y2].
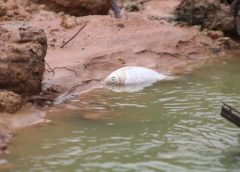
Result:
[104, 66, 169, 91]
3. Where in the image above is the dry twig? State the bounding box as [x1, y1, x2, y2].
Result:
[60, 23, 87, 48]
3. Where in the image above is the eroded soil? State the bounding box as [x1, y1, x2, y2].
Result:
[42, 0, 236, 96]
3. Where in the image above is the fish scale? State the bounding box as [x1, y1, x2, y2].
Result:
[125, 69, 156, 84]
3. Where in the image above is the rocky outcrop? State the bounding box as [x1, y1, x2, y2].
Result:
[0, 91, 23, 113]
[35, 0, 111, 16]
[175, 0, 236, 34]
[0, 24, 47, 97]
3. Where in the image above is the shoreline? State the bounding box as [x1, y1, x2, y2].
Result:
[0, 0, 240, 155]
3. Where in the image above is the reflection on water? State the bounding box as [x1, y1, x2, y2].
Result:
[2, 59, 240, 172]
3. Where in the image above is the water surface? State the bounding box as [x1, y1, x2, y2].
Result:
[2, 59, 240, 172]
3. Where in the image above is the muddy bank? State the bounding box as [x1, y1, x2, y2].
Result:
[0, 25, 47, 154]
[0, 0, 240, 156]
[42, 0, 240, 98]
[0, 1, 48, 154]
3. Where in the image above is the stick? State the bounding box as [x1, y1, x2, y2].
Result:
[190, 0, 196, 25]
[111, 0, 121, 18]
[60, 23, 87, 48]
[52, 67, 78, 75]
[230, 0, 240, 17]
[43, 58, 55, 74]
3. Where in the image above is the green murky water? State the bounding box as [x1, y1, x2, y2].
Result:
[2, 59, 240, 172]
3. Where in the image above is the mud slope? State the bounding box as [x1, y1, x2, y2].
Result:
[34, 0, 238, 97]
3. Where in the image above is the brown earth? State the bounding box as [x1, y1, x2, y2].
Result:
[34, 0, 111, 16]
[0, 25, 47, 97]
[0, 91, 23, 113]
[175, 0, 237, 35]
[0, 0, 240, 156]
[42, 0, 239, 99]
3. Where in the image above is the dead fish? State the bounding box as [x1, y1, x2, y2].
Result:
[104, 66, 168, 87]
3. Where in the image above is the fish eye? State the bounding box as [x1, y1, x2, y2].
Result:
[111, 77, 117, 83]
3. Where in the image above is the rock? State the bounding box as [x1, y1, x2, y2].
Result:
[35, 0, 112, 16]
[0, 125, 11, 154]
[175, 0, 236, 34]
[6, 0, 19, 10]
[230, 0, 240, 17]
[0, 24, 47, 96]
[38, 4, 47, 10]
[60, 15, 78, 29]
[124, 0, 145, 12]
[237, 16, 240, 35]
[206, 30, 224, 39]
[0, 91, 23, 113]
[217, 36, 240, 49]
[0, 3, 7, 16]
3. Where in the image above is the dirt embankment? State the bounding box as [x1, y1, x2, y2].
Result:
[0, 26, 47, 97]
[34, 0, 111, 16]
[175, 0, 240, 38]
[42, 0, 240, 98]
[0, 0, 240, 156]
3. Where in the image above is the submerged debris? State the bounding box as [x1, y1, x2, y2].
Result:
[221, 103, 240, 127]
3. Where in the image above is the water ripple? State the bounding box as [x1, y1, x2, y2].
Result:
[4, 60, 240, 172]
